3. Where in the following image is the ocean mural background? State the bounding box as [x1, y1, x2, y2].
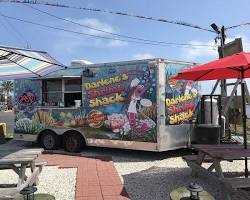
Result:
[82, 64, 157, 142]
[165, 63, 199, 125]
[14, 63, 157, 143]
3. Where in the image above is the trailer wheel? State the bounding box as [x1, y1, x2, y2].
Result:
[40, 130, 60, 150]
[63, 131, 85, 153]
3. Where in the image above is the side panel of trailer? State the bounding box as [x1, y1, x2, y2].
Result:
[158, 61, 199, 151]
[14, 60, 159, 151]
[82, 61, 158, 151]
[14, 79, 42, 141]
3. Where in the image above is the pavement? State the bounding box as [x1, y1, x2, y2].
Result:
[38, 154, 130, 200]
[0, 140, 130, 200]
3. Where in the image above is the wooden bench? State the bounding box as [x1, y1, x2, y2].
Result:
[182, 155, 213, 162]
[183, 156, 220, 181]
[182, 155, 237, 163]
[0, 158, 47, 200]
[0, 166, 41, 199]
[221, 177, 250, 189]
[0, 160, 47, 170]
[220, 177, 250, 200]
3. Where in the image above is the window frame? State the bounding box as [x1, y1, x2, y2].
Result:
[42, 77, 82, 107]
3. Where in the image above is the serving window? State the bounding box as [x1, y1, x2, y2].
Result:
[42, 79, 62, 106]
[42, 78, 82, 107]
[64, 78, 82, 107]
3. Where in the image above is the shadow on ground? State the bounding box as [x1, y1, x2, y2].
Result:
[122, 166, 250, 200]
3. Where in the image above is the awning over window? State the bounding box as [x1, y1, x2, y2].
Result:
[0, 46, 66, 80]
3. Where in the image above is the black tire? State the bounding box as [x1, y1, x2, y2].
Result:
[40, 130, 60, 150]
[63, 132, 85, 153]
[0, 131, 6, 144]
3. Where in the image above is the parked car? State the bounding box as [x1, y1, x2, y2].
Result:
[0, 102, 8, 111]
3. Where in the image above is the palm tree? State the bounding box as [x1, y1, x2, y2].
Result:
[1, 81, 14, 99]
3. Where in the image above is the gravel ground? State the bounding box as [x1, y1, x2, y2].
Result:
[0, 140, 77, 200]
[80, 146, 250, 200]
[0, 166, 76, 200]
[1, 140, 250, 200]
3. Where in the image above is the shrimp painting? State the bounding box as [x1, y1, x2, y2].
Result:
[127, 75, 155, 135]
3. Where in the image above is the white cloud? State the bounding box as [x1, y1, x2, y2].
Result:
[181, 34, 250, 62]
[133, 53, 155, 60]
[66, 18, 115, 36]
[52, 18, 128, 53]
[183, 34, 250, 95]
[181, 40, 218, 61]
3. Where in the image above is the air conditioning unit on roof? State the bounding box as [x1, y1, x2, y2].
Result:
[70, 60, 93, 67]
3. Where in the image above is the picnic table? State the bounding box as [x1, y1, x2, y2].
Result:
[0, 148, 46, 199]
[183, 144, 250, 200]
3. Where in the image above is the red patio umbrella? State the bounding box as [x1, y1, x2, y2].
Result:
[175, 52, 250, 177]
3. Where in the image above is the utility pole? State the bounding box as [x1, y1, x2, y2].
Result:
[210, 24, 227, 98]
[220, 26, 227, 98]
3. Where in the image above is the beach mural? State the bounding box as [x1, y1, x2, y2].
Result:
[83, 64, 157, 142]
[165, 63, 199, 125]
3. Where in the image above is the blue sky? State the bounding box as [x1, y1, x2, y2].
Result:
[1, 0, 250, 93]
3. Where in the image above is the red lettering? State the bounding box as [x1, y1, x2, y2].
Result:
[18, 92, 36, 105]
[168, 103, 195, 115]
[87, 85, 125, 99]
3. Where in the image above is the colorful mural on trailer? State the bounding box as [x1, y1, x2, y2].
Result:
[14, 79, 85, 135]
[14, 63, 157, 143]
[165, 63, 199, 125]
[15, 79, 40, 113]
[83, 64, 157, 142]
[14, 79, 44, 135]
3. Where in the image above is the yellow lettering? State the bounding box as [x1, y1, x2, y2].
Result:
[89, 99, 97, 108]
[88, 93, 124, 108]
[84, 74, 129, 90]
[169, 110, 194, 124]
[115, 93, 124, 102]
[122, 73, 129, 81]
[114, 76, 121, 83]
[169, 116, 175, 124]
[166, 93, 197, 106]
[85, 83, 91, 90]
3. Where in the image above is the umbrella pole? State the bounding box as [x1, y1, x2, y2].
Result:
[241, 75, 248, 178]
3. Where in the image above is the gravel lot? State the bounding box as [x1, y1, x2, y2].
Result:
[0, 166, 76, 200]
[1, 140, 250, 200]
[80, 146, 250, 200]
[0, 140, 77, 200]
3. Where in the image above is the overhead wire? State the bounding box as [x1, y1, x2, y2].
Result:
[0, 13, 29, 47]
[24, 4, 215, 48]
[0, 0, 215, 33]
[25, 4, 216, 48]
[0, 12, 217, 50]
[226, 22, 250, 30]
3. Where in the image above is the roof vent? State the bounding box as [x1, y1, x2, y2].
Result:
[70, 60, 93, 67]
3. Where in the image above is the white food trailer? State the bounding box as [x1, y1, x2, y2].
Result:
[14, 58, 199, 152]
